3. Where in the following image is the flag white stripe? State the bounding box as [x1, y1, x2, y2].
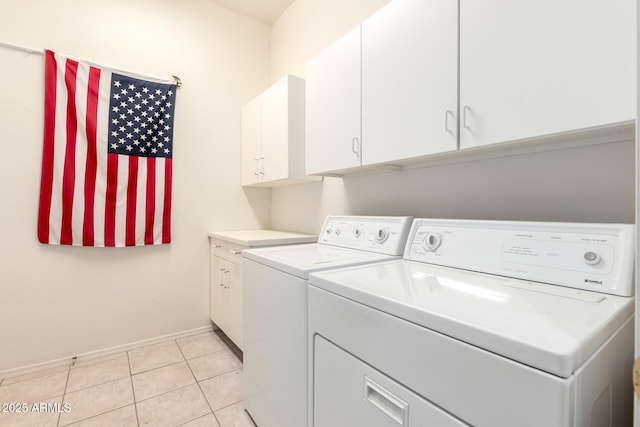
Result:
[71, 61, 90, 245]
[48, 52, 68, 245]
[154, 158, 166, 244]
[114, 155, 129, 247]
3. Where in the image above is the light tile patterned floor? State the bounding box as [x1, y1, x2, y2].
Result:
[0, 331, 255, 427]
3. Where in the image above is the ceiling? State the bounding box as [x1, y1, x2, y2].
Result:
[212, 0, 296, 24]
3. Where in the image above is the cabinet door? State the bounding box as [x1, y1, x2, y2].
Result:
[226, 260, 244, 350]
[241, 96, 262, 185]
[459, 0, 636, 149]
[261, 77, 289, 183]
[210, 255, 229, 330]
[306, 26, 362, 175]
[362, 0, 458, 165]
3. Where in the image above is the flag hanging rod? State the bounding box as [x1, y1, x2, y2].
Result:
[0, 40, 182, 87]
[0, 40, 42, 55]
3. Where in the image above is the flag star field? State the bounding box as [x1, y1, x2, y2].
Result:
[107, 74, 176, 158]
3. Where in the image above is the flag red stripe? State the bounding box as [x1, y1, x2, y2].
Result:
[38, 51, 58, 244]
[60, 59, 79, 245]
[162, 159, 172, 244]
[125, 156, 139, 246]
[82, 66, 101, 246]
[144, 158, 156, 245]
[104, 153, 119, 247]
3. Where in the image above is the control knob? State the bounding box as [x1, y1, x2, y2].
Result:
[375, 228, 389, 243]
[422, 232, 442, 252]
[354, 228, 361, 238]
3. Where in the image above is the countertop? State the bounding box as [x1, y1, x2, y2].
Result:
[207, 229, 317, 247]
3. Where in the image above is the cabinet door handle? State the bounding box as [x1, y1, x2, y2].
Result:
[253, 158, 259, 176]
[351, 137, 359, 155]
[219, 269, 230, 288]
[259, 157, 265, 175]
[211, 244, 221, 248]
[444, 110, 456, 135]
[229, 250, 242, 255]
[462, 105, 472, 130]
[219, 268, 227, 287]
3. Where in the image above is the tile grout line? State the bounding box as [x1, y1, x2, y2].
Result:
[128, 341, 189, 376]
[175, 412, 216, 427]
[58, 377, 134, 426]
[126, 351, 141, 427]
[175, 338, 220, 425]
[61, 403, 131, 427]
[60, 356, 132, 395]
[135, 382, 196, 405]
[1, 366, 69, 388]
[61, 402, 132, 426]
[209, 394, 245, 412]
[56, 364, 72, 427]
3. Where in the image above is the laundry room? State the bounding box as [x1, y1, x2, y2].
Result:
[0, 0, 636, 426]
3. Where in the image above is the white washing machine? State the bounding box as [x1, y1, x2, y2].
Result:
[308, 219, 635, 427]
[242, 215, 413, 427]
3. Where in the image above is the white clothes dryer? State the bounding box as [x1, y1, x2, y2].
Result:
[242, 215, 413, 427]
[308, 219, 635, 427]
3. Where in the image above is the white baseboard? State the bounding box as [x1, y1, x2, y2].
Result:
[0, 324, 213, 380]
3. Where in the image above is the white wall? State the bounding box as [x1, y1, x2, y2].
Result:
[269, 0, 635, 234]
[0, 0, 272, 373]
[270, 0, 390, 80]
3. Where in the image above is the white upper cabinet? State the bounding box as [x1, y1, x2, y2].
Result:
[361, 0, 458, 165]
[305, 0, 635, 175]
[261, 78, 291, 183]
[459, 0, 636, 149]
[241, 96, 262, 185]
[306, 27, 362, 175]
[241, 75, 312, 187]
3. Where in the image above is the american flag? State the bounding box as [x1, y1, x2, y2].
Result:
[37, 50, 177, 247]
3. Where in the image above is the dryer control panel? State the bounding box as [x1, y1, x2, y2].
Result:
[319, 216, 413, 256]
[404, 219, 635, 296]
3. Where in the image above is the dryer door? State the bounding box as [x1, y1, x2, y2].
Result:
[313, 335, 469, 427]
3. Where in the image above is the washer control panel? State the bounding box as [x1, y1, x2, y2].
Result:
[404, 219, 635, 297]
[319, 216, 413, 256]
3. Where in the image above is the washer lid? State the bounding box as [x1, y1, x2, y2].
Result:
[309, 259, 634, 378]
[243, 244, 400, 279]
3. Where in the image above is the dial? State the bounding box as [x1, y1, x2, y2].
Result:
[335, 228, 341, 236]
[422, 233, 442, 252]
[354, 228, 361, 238]
[375, 228, 389, 243]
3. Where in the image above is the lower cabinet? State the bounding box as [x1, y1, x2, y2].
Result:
[209, 239, 245, 350]
[208, 230, 317, 352]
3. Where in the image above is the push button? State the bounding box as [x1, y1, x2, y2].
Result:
[583, 251, 600, 265]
